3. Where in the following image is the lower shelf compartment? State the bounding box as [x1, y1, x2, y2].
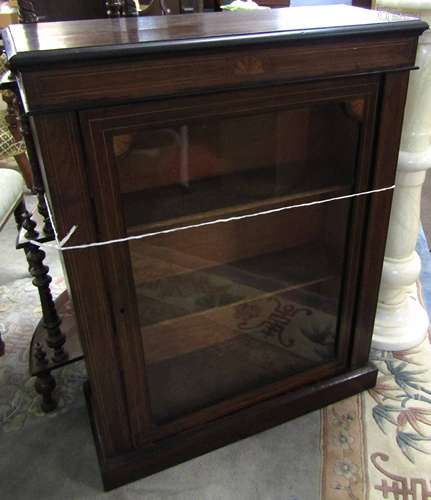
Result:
[134, 242, 336, 325]
[143, 284, 339, 423]
[129, 238, 344, 422]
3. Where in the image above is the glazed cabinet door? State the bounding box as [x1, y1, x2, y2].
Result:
[80, 75, 380, 443]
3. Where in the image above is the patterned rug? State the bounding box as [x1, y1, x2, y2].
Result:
[0, 206, 87, 432]
[0, 206, 430, 498]
[322, 335, 431, 499]
[321, 228, 431, 500]
[0, 270, 87, 432]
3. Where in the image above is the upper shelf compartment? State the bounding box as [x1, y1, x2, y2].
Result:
[115, 100, 362, 233]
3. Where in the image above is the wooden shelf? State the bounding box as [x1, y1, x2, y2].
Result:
[29, 291, 83, 377]
[143, 282, 338, 423]
[122, 165, 352, 236]
[134, 242, 336, 324]
[16, 208, 54, 249]
[141, 276, 336, 362]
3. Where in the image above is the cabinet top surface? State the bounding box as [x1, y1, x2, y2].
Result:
[3, 5, 427, 68]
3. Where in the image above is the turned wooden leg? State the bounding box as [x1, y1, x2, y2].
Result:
[33, 342, 57, 412]
[14, 201, 35, 272]
[16, 108, 53, 239]
[21, 209, 38, 239]
[34, 188, 54, 239]
[25, 243, 68, 364]
[13, 198, 28, 230]
[34, 371, 57, 413]
[19, 210, 38, 272]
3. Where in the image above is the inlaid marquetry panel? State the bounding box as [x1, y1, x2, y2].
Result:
[19, 35, 417, 112]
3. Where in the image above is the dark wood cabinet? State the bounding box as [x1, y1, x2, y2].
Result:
[3, 5, 427, 490]
[15, 0, 180, 21]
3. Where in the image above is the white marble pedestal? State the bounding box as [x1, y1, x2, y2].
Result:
[373, 0, 431, 351]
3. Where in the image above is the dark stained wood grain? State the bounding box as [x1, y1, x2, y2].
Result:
[3, 6, 425, 114]
[29, 112, 134, 458]
[78, 71, 382, 445]
[350, 71, 412, 369]
[329, 81, 379, 366]
[16, 32, 419, 113]
[3, 6, 426, 66]
[15, 5, 424, 489]
[86, 365, 378, 490]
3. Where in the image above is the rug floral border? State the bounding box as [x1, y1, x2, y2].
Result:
[321, 283, 431, 500]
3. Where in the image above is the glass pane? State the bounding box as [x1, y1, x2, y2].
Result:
[112, 99, 363, 423]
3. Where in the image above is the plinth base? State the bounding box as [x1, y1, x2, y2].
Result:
[85, 366, 378, 491]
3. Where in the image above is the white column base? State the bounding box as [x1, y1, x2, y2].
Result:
[373, 0, 431, 352]
[372, 292, 429, 351]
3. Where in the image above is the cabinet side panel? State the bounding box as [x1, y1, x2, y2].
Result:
[350, 71, 411, 368]
[30, 112, 133, 457]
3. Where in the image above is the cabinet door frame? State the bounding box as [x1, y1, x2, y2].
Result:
[78, 74, 381, 444]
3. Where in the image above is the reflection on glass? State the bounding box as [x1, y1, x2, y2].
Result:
[136, 0, 157, 13]
[113, 100, 362, 423]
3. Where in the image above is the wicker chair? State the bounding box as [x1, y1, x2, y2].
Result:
[0, 53, 31, 356]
